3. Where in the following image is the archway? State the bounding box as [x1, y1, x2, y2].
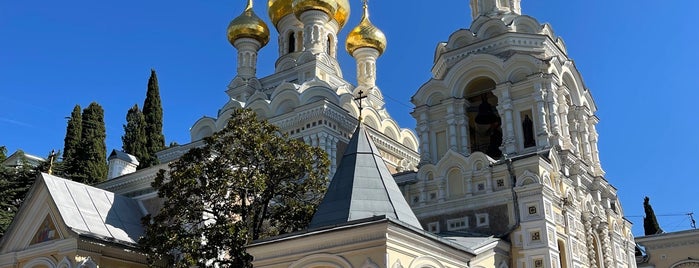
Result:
[464, 77, 502, 159]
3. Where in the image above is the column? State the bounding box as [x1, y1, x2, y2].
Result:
[582, 212, 598, 268]
[445, 99, 458, 151]
[546, 80, 561, 146]
[587, 116, 604, 175]
[557, 92, 573, 150]
[493, 84, 516, 154]
[416, 109, 431, 165]
[577, 109, 592, 162]
[330, 136, 338, 176]
[438, 178, 446, 203]
[457, 100, 471, 155]
[533, 83, 550, 148]
[597, 219, 613, 268]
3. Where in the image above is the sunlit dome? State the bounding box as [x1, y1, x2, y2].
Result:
[345, 2, 386, 55]
[227, 0, 270, 46]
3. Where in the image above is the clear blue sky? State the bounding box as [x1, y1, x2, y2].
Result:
[1, 1, 698, 236]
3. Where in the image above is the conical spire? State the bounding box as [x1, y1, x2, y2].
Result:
[308, 124, 422, 229]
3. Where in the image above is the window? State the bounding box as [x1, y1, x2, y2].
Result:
[496, 179, 504, 187]
[429, 191, 437, 200]
[447, 217, 468, 231]
[427, 222, 439, 233]
[288, 32, 296, 54]
[476, 213, 488, 227]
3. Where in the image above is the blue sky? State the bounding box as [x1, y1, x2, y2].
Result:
[1, 0, 698, 236]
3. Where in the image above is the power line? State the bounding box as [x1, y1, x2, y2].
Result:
[625, 213, 690, 218]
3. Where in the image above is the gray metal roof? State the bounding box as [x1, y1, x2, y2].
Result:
[309, 125, 422, 229]
[42, 173, 145, 245]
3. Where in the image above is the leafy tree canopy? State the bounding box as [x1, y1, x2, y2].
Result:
[140, 109, 329, 267]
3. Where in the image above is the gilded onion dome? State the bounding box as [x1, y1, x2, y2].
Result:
[227, 0, 270, 46]
[346, 1, 386, 55]
[292, 0, 337, 19]
[267, 0, 293, 28]
[289, 0, 349, 29]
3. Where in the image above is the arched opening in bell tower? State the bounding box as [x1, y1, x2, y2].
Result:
[288, 32, 296, 54]
[464, 77, 502, 159]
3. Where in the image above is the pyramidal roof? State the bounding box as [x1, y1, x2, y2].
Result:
[309, 125, 422, 229]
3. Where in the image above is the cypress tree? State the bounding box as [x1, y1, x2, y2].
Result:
[122, 104, 148, 167]
[142, 69, 165, 168]
[62, 105, 82, 177]
[74, 102, 107, 184]
[643, 196, 664, 235]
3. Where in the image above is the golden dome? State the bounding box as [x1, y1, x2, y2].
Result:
[346, 2, 386, 55]
[333, 0, 350, 28]
[268, 0, 293, 28]
[292, 0, 337, 19]
[227, 0, 270, 46]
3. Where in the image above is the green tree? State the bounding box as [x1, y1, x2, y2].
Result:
[0, 146, 6, 162]
[74, 102, 107, 184]
[643, 196, 663, 235]
[0, 152, 39, 237]
[140, 109, 329, 267]
[62, 105, 82, 177]
[122, 104, 148, 167]
[141, 69, 165, 168]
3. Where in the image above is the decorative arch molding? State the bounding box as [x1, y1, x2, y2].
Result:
[416, 164, 437, 182]
[299, 86, 341, 105]
[56, 257, 72, 268]
[511, 15, 542, 34]
[287, 253, 352, 268]
[671, 260, 699, 268]
[408, 256, 445, 268]
[270, 83, 301, 101]
[516, 169, 540, 187]
[446, 29, 476, 50]
[400, 129, 419, 151]
[447, 56, 506, 97]
[23, 257, 57, 268]
[245, 99, 272, 119]
[434, 150, 469, 177]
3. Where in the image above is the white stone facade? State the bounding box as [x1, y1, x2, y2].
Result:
[400, 1, 636, 267]
[189, 2, 419, 175]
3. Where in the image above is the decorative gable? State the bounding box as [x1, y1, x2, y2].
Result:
[29, 214, 61, 245]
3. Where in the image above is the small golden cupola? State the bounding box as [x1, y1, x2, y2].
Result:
[268, 0, 294, 29]
[227, 0, 270, 47]
[345, 0, 386, 56]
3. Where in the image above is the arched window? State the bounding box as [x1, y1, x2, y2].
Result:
[288, 32, 296, 54]
[464, 77, 502, 159]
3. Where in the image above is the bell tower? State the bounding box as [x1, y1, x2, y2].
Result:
[469, 0, 521, 20]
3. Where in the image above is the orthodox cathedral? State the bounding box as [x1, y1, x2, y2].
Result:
[0, 0, 637, 267]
